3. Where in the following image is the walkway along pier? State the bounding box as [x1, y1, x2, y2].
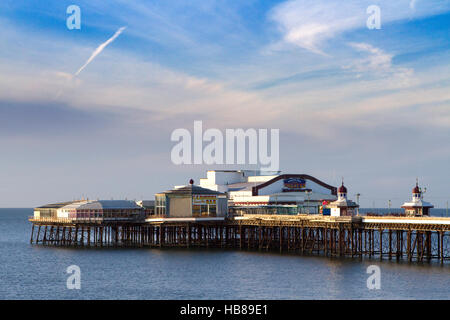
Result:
[29, 214, 450, 263]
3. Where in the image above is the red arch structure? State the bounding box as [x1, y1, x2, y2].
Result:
[251, 174, 337, 196]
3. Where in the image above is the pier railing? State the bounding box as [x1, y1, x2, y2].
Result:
[29, 217, 73, 224]
[28, 216, 145, 224]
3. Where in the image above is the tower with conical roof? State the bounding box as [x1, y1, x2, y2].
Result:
[328, 180, 358, 217]
[401, 179, 433, 216]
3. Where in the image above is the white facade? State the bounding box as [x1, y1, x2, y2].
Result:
[199, 170, 277, 193]
[328, 184, 358, 217]
[34, 200, 145, 221]
[199, 170, 337, 213]
[401, 182, 433, 216]
[56, 201, 89, 218]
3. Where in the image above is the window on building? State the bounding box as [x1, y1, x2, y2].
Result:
[193, 205, 201, 217]
[155, 195, 167, 216]
[208, 205, 217, 217]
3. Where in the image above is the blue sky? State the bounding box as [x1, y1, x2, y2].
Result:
[0, 0, 449, 207]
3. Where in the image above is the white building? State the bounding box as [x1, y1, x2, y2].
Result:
[327, 182, 359, 217]
[33, 200, 145, 221]
[199, 170, 337, 214]
[401, 181, 434, 216]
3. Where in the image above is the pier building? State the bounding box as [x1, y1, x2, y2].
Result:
[136, 200, 155, 216]
[327, 182, 359, 217]
[136, 200, 155, 209]
[402, 181, 434, 217]
[33, 201, 84, 219]
[33, 200, 145, 222]
[155, 180, 228, 218]
[199, 170, 337, 214]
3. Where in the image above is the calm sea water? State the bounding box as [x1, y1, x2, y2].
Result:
[0, 208, 449, 300]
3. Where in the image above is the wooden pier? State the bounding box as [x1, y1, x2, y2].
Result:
[29, 215, 450, 263]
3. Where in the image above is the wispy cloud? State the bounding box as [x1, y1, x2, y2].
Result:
[345, 42, 414, 84]
[74, 26, 127, 76]
[269, 0, 450, 55]
[348, 43, 393, 71]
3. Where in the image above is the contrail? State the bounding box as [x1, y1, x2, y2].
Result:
[74, 26, 127, 76]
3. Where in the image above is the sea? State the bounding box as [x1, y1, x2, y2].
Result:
[0, 208, 449, 300]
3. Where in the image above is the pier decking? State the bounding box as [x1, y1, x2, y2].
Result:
[29, 214, 450, 263]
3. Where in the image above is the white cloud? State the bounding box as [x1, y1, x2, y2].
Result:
[345, 42, 414, 85]
[269, 0, 450, 54]
[270, 1, 361, 54]
[347, 43, 393, 72]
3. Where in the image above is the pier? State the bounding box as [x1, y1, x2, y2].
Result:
[29, 214, 450, 263]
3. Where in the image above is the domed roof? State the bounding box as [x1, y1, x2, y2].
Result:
[338, 183, 347, 193]
[412, 184, 420, 194]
